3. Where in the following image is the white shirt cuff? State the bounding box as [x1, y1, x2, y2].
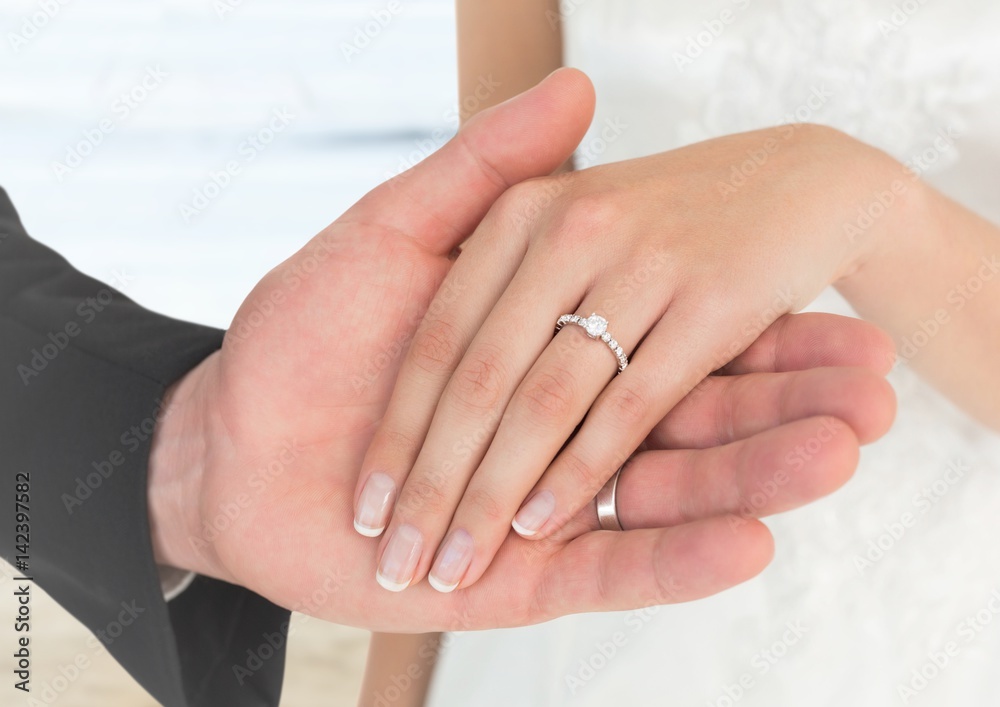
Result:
[158, 565, 197, 602]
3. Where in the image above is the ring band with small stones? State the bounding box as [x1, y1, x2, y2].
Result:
[555, 313, 629, 373]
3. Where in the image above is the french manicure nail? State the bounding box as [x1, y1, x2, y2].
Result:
[428, 529, 474, 593]
[354, 472, 396, 537]
[376, 524, 423, 592]
[511, 490, 556, 537]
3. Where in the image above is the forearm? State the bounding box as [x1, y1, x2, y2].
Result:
[456, 0, 563, 126]
[836, 172, 1000, 429]
[358, 632, 440, 707]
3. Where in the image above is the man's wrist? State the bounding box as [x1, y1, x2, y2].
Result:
[148, 351, 224, 581]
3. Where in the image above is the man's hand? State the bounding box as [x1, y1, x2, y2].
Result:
[146, 70, 895, 631]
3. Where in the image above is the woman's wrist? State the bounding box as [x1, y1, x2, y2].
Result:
[360, 633, 439, 707]
[832, 138, 937, 302]
[834, 161, 1000, 427]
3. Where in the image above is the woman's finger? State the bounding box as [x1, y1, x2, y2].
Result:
[369, 238, 593, 590]
[352, 68, 596, 544]
[353, 196, 530, 541]
[422, 270, 672, 591]
[510, 297, 738, 543]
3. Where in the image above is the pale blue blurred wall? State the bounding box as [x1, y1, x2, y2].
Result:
[0, 0, 457, 327]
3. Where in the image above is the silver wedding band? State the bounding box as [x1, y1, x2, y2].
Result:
[595, 463, 625, 531]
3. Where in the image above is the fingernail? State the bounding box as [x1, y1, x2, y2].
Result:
[512, 490, 556, 537]
[376, 524, 423, 592]
[428, 529, 474, 593]
[354, 472, 396, 537]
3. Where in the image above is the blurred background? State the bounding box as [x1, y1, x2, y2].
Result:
[0, 0, 459, 703]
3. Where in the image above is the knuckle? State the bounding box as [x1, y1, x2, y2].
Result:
[448, 590, 480, 631]
[463, 485, 508, 525]
[519, 368, 577, 425]
[710, 376, 739, 446]
[398, 476, 449, 517]
[410, 318, 464, 377]
[493, 178, 558, 228]
[593, 546, 613, 605]
[558, 448, 606, 496]
[651, 534, 685, 603]
[600, 383, 651, 429]
[697, 285, 742, 321]
[372, 424, 421, 462]
[528, 572, 557, 623]
[548, 191, 622, 245]
[449, 344, 509, 412]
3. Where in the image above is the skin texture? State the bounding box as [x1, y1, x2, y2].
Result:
[357, 121, 916, 595]
[456, 0, 999, 427]
[148, 71, 896, 635]
[359, 310, 897, 706]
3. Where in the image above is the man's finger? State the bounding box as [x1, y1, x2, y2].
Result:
[530, 516, 773, 617]
[615, 416, 859, 531]
[345, 68, 596, 254]
[646, 365, 896, 449]
[720, 312, 896, 376]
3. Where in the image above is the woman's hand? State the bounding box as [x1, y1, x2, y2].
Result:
[149, 68, 896, 632]
[355, 121, 906, 592]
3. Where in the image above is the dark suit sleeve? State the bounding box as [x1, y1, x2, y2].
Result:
[0, 187, 291, 706]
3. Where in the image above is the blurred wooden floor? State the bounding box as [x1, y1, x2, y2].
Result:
[2, 575, 369, 706]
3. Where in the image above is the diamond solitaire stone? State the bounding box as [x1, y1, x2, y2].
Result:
[584, 314, 608, 338]
[553, 312, 629, 374]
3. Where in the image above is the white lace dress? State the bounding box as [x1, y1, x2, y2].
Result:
[428, 1, 1000, 704]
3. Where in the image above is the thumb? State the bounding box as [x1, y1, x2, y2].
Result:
[346, 68, 596, 254]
